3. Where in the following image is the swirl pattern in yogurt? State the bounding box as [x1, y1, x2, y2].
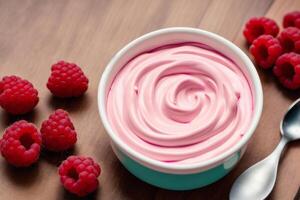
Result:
[106, 43, 253, 164]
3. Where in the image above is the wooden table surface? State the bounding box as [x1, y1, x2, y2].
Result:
[0, 0, 300, 199]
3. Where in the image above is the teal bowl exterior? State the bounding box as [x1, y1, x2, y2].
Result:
[112, 144, 243, 190]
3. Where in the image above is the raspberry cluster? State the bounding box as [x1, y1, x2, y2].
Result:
[243, 11, 300, 89]
[0, 76, 39, 115]
[0, 61, 100, 196]
[243, 17, 279, 44]
[41, 109, 77, 152]
[283, 11, 300, 29]
[249, 35, 282, 69]
[0, 120, 41, 167]
[273, 53, 300, 90]
[58, 156, 101, 197]
[47, 61, 89, 97]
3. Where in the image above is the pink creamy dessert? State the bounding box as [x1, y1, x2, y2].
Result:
[106, 43, 254, 164]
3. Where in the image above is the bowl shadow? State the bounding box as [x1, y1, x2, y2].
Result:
[107, 147, 157, 200]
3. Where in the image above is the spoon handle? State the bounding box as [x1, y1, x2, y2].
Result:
[230, 137, 288, 200]
[270, 137, 288, 160]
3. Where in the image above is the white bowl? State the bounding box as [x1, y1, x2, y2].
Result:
[98, 27, 263, 190]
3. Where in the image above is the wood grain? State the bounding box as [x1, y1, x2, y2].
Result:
[0, 0, 299, 199]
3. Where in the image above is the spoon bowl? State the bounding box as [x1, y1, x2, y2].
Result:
[281, 99, 300, 141]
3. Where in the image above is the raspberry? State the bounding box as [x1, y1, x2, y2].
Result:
[249, 35, 282, 69]
[41, 109, 77, 152]
[283, 11, 300, 28]
[273, 53, 300, 90]
[278, 27, 300, 53]
[243, 17, 279, 44]
[58, 155, 101, 197]
[0, 76, 39, 115]
[0, 120, 41, 167]
[47, 61, 89, 97]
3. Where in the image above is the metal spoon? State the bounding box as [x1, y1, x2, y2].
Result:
[230, 98, 300, 200]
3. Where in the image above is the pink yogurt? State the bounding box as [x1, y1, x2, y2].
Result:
[106, 43, 254, 165]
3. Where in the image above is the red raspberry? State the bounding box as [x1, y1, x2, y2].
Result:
[278, 27, 300, 53]
[0, 76, 39, 115]
[58, 155, 101, 197]
[41, 109, 77, 152]
[243, 17, 279, 44]
[0, 120, 41, 167]
[273, 53, 300, 90]
[47, 61, 89, 97]
[249, 35, 282, 69]
[283, 11, 300, 28]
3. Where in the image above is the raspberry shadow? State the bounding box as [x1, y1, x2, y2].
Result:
[2, 160, 40, 187]
[47, 94, 90, 113]
[0, 109, 38, 127]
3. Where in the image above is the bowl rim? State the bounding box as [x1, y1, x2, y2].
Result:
[98, 27, 263, 173]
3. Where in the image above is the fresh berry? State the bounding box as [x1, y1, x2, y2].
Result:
[0, 76, 39, 115]
[283, 11, 300, 28]
[243, 17, 279, 44]
[47, 61, 89, 97]
[273, 53, 300, 90]
[250, 35, 282, 69]
[0, 120, 41, 167]
[41, 109, 77, 152]
[278, 27, 300, 53]
[58, 155, 101, 197]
